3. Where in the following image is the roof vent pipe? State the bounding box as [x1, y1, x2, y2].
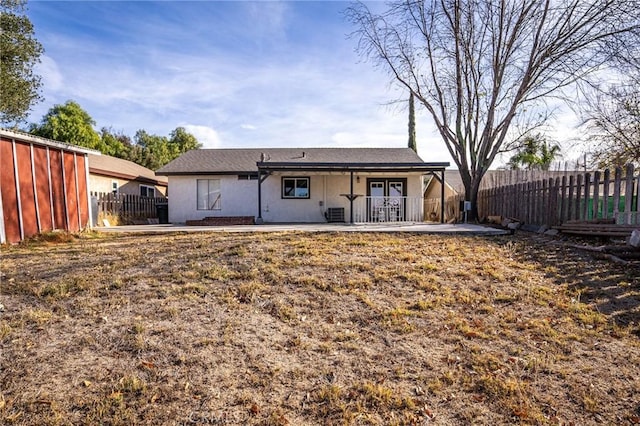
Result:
[260, 152, 266, 162]
[302, 151, 306, 158]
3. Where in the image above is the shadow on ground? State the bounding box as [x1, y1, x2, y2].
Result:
[505, 235, 640, 336]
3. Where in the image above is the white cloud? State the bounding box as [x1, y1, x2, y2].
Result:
[182, 125, 222, 149]
[37, 55, 63, 92]
[241, 124, 256, 130]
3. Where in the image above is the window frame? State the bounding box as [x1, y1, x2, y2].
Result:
[139, 184, 156, 198]
[281, 177, 310, 199]
[237, 174, 258, 180]
[111, 180, 119, 194]
[196, 179, 222, 210]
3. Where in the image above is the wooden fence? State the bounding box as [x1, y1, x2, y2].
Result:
[478, 164, 640, 226]
[91, 192, 168, 220]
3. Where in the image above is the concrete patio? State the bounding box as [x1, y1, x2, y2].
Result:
[95, 222, 508, 235]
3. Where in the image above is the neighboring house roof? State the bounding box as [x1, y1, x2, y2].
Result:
[88, 154, 168, 186]
[0, 129, 100, 155]
[157, 148, 449, 175]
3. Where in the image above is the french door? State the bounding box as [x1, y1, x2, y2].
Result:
[367, 178, 407, 222]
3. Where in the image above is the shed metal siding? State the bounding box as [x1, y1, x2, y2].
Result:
[76, 154, 90, 227]
[0, 134, 92, 243]
[16, 141, 38, 238]
[33, 145, 53, 231]
[1, 139, 20, 242]
[48, 148, 66, 230]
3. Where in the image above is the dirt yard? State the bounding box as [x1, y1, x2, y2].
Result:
[1, 231, 639, 425]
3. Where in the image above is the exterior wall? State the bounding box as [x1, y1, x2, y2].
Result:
[167, 175, 257, 223]
[1, 135, 91, 243]
[89, 174, 167, 196]
[166, 172, 424, 224]
[424, 180, 457, 200]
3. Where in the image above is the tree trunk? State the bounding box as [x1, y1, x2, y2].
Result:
[408, 92, 417, 152]
[461, 171, 484, 222]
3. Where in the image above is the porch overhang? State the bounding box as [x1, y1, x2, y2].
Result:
[255, 161, 451, 224]
[256, 161, 449, 173]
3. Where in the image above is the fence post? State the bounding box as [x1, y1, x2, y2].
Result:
[548, 178, 556, 226]
[624, 164, 635, 225]
[613, 167, 622, 224]
[583, 172, 591, 221]
[636, 173, 640, 225]
[540, 179, 547, 225]
[536, 180, 543, 225]
[593, 171, 600, 220]
[603, 168, 610, 221]
[560, 176, 567, 224]
[575, 174, 583, 221]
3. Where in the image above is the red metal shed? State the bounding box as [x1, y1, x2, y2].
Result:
[0, 129, 98, 244]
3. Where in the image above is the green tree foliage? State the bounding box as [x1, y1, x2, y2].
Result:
[99, 127, 133, 158]
[0, 0, 44, 125]
[507, 135, 561, 171]
[408, 92, 416, 152]
[30, 100, 104, 150]
[129, 127, 201, 170]
[169, 126, 200, 153]
[30, 100, 201, 169]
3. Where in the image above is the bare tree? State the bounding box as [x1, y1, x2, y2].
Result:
[347, 0, 640, 218]
[582, 55, 640, 167]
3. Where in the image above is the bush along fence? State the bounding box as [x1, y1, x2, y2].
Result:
[478, 164, 639, 227]
[91, 192, 168, 223]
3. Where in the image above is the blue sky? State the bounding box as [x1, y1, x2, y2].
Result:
[26, 1, 581, 166]
[25, 0, 455, 163]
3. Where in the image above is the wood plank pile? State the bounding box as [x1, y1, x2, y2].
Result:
[554, 219, 639, 237]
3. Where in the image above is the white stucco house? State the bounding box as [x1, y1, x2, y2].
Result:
[156, 148, 449, 224]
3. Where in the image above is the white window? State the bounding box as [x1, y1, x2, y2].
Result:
[197, 179, 221, 210]
[238, 174, 258, 180]
[111, 181, 119, 194]
[282, 177, 310, 199]
[140, 185, 156, 198]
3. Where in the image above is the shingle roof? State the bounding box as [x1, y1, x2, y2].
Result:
[88, 154, 168, 186]
[156, 148, 440, 175]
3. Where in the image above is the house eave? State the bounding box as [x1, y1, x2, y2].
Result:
[156, 170, 258, 176]
[256, 162, 450, 173]
[90, 168, 168, 186]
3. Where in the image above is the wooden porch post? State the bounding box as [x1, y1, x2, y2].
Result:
[440, 169, 445, 224]
[350, 171, 354, 224]
[257, 167, 263, 224]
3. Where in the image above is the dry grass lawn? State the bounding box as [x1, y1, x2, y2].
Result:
[1, 231, 639, 425]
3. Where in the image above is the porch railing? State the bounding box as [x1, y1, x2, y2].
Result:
[351, 196, 424, 223]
